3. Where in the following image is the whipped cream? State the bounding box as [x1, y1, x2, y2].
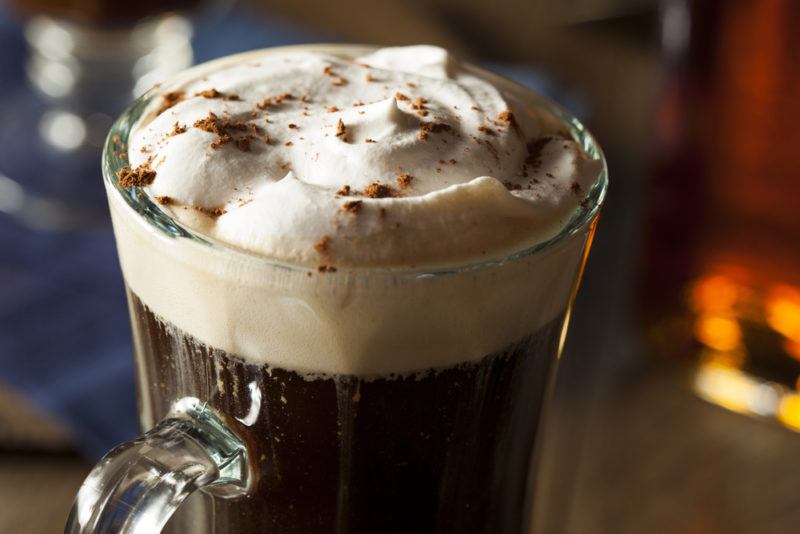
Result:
[110, 45, 605, 376]
[126, 45, 599, 269]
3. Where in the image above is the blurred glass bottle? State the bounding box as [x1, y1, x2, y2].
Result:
[0, 0, 197, 229]
[644, 0, 800, 427]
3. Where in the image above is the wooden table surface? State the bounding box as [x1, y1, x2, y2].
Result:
[3, 356, 799, 533]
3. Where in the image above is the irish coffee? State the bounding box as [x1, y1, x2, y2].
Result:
[87, 44, 605, 533]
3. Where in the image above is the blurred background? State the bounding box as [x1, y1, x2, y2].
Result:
[0, 0, 798, 531]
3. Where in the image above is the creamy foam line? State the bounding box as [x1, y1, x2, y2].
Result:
[110, 44, 600, 376]
[108, 187, 588, 376]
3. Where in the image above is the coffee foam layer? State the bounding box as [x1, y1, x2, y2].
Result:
[111, 45, 600, 375]
[127, 45, 600, 269]
[109, 186, 590, 376]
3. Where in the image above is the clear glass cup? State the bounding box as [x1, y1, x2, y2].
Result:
[66, 45, 608, 534]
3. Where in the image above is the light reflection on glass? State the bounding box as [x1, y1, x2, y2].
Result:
[777, 393, 800, 431]
[694, 360, 781, 418]
[690, 275, 740, 314]
[766, 285, 800, 341]
[25, 16, 76, 60]
[39, 110, 87, 151]
[694, 315, 741, 352]
[0, 174, 26, 214]
[688, 274, 800, 431]
[30, 59, 77, 99]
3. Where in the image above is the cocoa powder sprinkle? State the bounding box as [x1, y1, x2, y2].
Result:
[195, 89, 240, 101]
[170, 122, 187, 136]
[193, 112, 220, 133]
[314, 235, 330, 255]
[419, 121, 452, 141]
[193, 205, 227, 218]
[256, 92, 294, 110]
[335, 118, 347, 141]
[117, 164, 156, 188]
[342, 200, 363, 213]
[364, 182, 398, 198]
[497, 111, 515, 125]
[396, 173, 414, 189]
[156, 91, 185, 115]
[193, 112, 253, 150]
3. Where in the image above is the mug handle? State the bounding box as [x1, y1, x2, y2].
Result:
[65, 397, 249, 533]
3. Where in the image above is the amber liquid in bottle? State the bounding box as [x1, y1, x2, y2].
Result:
[643, 0, 800, 426]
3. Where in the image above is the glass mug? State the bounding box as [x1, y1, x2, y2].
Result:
[66, 45, 608, 534]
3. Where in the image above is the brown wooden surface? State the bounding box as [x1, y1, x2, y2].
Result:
[3, 358, 800, 533]
[537, 361, 800, 534]
[0, 452, 88, 532]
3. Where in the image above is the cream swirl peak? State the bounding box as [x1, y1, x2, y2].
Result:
[125, 45, 600, 269]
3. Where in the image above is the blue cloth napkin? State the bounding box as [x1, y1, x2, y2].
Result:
[0, 3, 581, 460]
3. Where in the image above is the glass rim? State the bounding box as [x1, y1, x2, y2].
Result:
[102, 43, 608, 278]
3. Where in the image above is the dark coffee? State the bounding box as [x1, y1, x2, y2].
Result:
[129, 290, 565, 534]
